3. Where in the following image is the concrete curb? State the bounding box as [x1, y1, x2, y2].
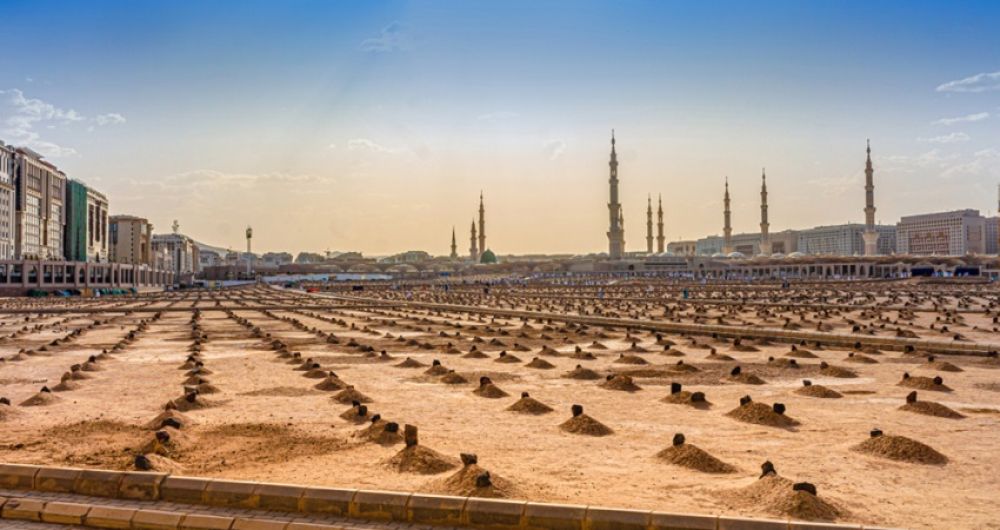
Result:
[0, 464, 907, 530]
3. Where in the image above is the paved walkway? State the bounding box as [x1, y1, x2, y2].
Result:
[0, 488, 460, 530]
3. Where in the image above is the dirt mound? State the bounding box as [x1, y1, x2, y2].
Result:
[333, 386, 373, 404]
[786, 348, 818, 359]
[656, 443, 735, 473]
[493, 351, 521, 363]
[661, 390, 711, 408]
[33, 420, 146, 470]
[434, 463, 514, 498]
[560, 413, 613, 436]
[794, 384, 842, 399]
[563, 366, 601, 380]
[721, 475, 843, 521]
[135, 454, 185, 473]
[599, 374, 642, 392]
[52, 373, 80, 392]
[170, 393, 216, 411]
[472, 383, 509, 398]
[668, 361, 700, 373]
[900, 400, 964, 419]
[440, 371, 469, 384]
[662, 348, 687, 357]
[314, 373, 347, 391]
[0, 403, 20, 421]
[356, 419, 403, 445]
[525, 357, 556, 369]
[819, 364, 857, 378]
[844, 353, 878, 364]
[241, 386, 318, 397]
[853, 434, 947, 465]
[614, 354, 649, 365]
[396, 357, 427, 368]
[384, 445, 458, 474]
[462, 351, 489, 359]
[425, 363, 450, 375]
[923, 360, 963, 372]
[706, 352, 735, 361]
[19, 388, 59, 407]
[145, 409, 194, 430]
[726, 373, 766, 385]
[506, 394, 554, 415]
[898, 375, 952, 392]
[726, 402, 799, 428]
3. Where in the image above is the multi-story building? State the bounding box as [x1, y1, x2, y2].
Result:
[110, 215, 154, 265]
[691, 230, 799, 257]
[984, 217, 998, 255]
[665, 240, 697, 256]
[152, 233, 200, 275]
[64, 180, 109, 262]
[0, 143, 16, 260]
[12, 147, 66, 260]
[797, 223, 896, 256]
[896, 209, 987, 255]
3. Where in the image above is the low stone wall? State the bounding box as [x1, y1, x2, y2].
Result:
[328, 294, 1000, 356]
[0, 464, 903, 530]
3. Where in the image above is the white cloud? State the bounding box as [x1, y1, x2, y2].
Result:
[936, 71, 1000, 93]
[360, 22, 409, 52]
[932, 112, 989, 125]
[0, 88, 83, 157]
[941, 149, 1000, 180]
[918, 132, 970, 144]
[346, 138, 406, 154]
[543, 140, 566, 160]
[95, 113, 126, 126]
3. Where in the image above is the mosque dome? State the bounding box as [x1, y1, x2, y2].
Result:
[480, 249, 498, 264]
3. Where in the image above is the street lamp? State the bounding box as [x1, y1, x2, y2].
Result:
[245, 226, 253, 278]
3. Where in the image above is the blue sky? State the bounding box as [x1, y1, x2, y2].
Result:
[1, 0, 998, 254]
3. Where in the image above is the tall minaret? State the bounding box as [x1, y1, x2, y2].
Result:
[759, 168, 771, 255]
[606, 130, 625, 259]
[646, 195, 653, 254]
[478, 192, 486, 255]
[862, 139, 879, 256]
[656, 194, 665, 253]
[450, 227, 458, 258]
[469, 220, 479, 261]
[722, 178, 733, 254]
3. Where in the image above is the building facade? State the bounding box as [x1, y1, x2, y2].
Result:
[896, 209, 987, 255]
[152, 233, 200, 275]
[0, 143, 16, 260]
[797, 223, 896, 256]
[64, 180, 109, 262]
[12, 147, 65, 260]
[110, 215, 154, 265]
[985, 217, 998, 255]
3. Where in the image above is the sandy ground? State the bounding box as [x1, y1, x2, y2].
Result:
[0, 285, 998, 529]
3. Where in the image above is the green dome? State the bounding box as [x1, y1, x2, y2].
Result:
[479, 249, 498, 264]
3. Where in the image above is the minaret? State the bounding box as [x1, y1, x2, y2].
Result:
[656, 194, 665, 253]
[759, 168, 771, 255]
[606, 130, 625, 259]
[646, 195, 653, 254]
[478, 192, 486, 256]
[862, 139, 879, 256]
[469, 220, 479, 261]
[450, 227, 458, 259]
[722, 178, 733, 254]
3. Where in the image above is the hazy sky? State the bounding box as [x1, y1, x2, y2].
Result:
[2, 0, 998, 255]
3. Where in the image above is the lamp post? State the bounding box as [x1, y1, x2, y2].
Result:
[245, 226, 253, 278]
